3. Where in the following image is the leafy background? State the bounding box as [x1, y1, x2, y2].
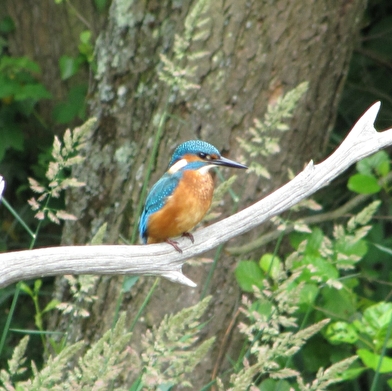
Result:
[1, 0, 392, 390]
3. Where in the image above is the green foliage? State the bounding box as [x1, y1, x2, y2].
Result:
[348, 174, 381, 194]
[1, 2, 391, 391]
[54, 29, 94, 124]
[233, 201, 382, 388]
[347, 151, 390, 194]
[18, 280, 60, 355]
[52, 84, 88, 124]
[0, 118, 96, 373]
[58, 30, 94, 81]
[0, 54, 51, 161]
[222, 281, 356, 391]
[326, 302, 392, 374]
[235, 260, 264, 292]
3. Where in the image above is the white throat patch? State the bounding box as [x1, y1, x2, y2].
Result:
[197, 164, 214, 175]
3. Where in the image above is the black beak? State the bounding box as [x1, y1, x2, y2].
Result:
[213, 156, 247, 169]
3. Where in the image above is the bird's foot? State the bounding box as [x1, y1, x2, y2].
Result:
[182, 232, 194, 243]
[166, 239, 183, 253]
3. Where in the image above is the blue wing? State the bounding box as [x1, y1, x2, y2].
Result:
[139, 171, 183, 243]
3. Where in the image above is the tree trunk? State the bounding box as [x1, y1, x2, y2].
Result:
[42, 0, 366, 387]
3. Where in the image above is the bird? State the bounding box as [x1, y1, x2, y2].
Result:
[139, 140, 247, 253]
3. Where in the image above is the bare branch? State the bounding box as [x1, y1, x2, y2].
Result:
[0, 102, 391, 288]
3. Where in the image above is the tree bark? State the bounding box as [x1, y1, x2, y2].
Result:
[17, 0, 366, 387]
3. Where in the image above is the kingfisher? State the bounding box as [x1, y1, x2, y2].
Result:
[139, 140, 247, 252]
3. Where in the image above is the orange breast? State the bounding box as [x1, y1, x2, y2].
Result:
[147, 170, 214, 243]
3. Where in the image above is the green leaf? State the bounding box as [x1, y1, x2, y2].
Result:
[122, 276, 139, 292]
[299, 283, 319, 306]
[157, 382, 175, 391]
[0, 56, 41, 74]
[259, 253, 281, 279]
[259, 378, 291, 391]
[19, 282, 33, 297]
[94, 0, 108, 12]
[14, 83, 52, 101]
[299, 255, 339, 281]
[357, 349, 392, 373]
[234, 261, 264, 292]
[59, 55, 80, 80]
[78, 30, 94, 62]
[335, 238, 368, 260]
[34, 279, 42, 293]
[0, 16, 15, 34]
[356, 151, 390, 176]
[339, 366, 366, 381]
[80, 30, 92, 44]
[43, 299, 61, 314]
[321, 286, 357, 319]
[52, 84, 87, 124]
[347, 174, 381, 194]
[377, 160, 390, 176]
[251, 299, 272, 318]
[305, 227, 324, 255]
[361, 302, 392, 349]
[90, 223, 107, 245]
[0, 122, 24, 161]
[0, 74, 20, 97]
[326, 321, 358, 344]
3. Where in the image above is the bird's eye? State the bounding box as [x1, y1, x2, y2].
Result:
[198, 152, 208, 159]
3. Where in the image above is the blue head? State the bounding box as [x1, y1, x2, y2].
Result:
[168, 140, 247, 171]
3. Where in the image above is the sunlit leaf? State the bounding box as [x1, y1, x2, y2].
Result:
[235, 261, 264, 292]
[347, 174, 381, 194]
